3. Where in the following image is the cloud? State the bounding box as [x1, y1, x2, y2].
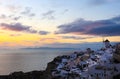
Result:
[0, 23, 37, 34]
[21, 7, 31, 14]
[0, 14, 6, 19]
[87, 24, 120, 36]
[42, 10, 55, 20]
[40, 38, 56, 41]
[62, 9, 69, 14]
[61, 36, 94, 40]
[7, 5, 21, 12]
[112, 16, 120, 22]
[90, 0, 120, 5]
[21, 7, 35, 17]
[29, 13, 35, 17]
[10, 34, 21, 37]
[62, 36, 82, 40]
[39, 31, 50, 35]
[90, 0, 106, 5]
[13, 16, 21, 21]
[55, 19, 93, 34]
[55, 16, 120, 36]
[0, 6, 35, 21]
[0, 23, 50, 35]
[62, 36, 84, 40]
[42, 10, 55, 16]
[0, 14, 21, 21]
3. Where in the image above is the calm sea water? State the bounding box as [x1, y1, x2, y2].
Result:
[0, 48, 80, 75]
[0, 42, 116, 75]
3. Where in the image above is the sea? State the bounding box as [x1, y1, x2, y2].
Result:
[0, 42, 117, 75]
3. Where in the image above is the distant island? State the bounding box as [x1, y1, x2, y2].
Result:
[22, 47, 80, 50]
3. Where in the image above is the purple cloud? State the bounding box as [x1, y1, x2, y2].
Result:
[90, 0, 120, 6]
[21, 7, 35, 17]
[90, 0, 106, 5]
[21, 7, 31, 14]
[0, 23, 37, 33]
[42, 10, 55, 20]
[87, 24, 120, 36]
[42, 10, 55, 16]
[61, 36, 94, 40]
[55, 16, 120, 36]
[0, 14, 21, 21]
[0, 23, 51, 35]
[13, 16, 21, 21]
[39, 31, 50, 35]
[62, 36, 84, 39]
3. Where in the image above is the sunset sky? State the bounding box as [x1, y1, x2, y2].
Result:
[0, 0, 120, 48]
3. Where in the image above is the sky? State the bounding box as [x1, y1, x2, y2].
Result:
[0, 0, 120, 48]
